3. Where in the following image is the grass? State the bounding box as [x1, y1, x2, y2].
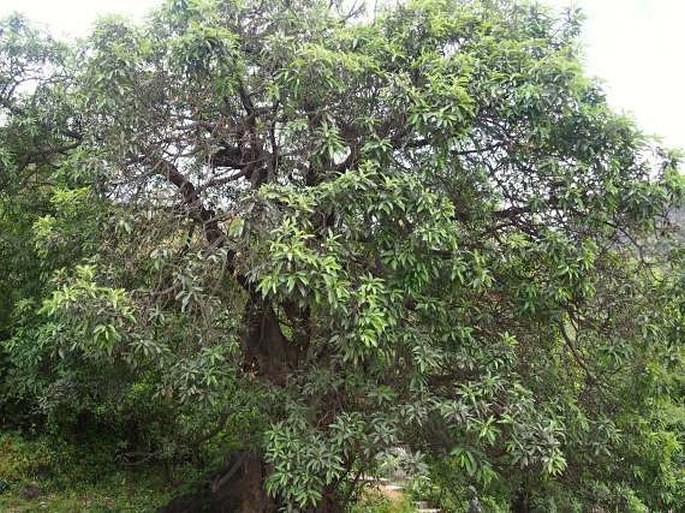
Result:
[0, 431, 185, 512]
[349, 487, 417, 513]
[0, 471, 176, 512]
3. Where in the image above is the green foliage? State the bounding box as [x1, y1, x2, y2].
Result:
[0, 0, 683, 512]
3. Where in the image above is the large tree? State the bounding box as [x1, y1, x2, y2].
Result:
[1, 0, 683, 511]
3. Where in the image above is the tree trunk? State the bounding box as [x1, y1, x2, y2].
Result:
[241, 295, 292, 383]
[315, 485, 345, 513]
[230, 454, 278, 513]
[159, 452, 346, 513]
[159, 452, 278, 513]
[511, 480, 530, 513]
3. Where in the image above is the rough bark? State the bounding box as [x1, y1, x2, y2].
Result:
[511, 482, 531, 513]
[241, 295, 291, 383]
[158, 453, 278, 513]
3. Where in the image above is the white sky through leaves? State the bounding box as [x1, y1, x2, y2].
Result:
[545, 0, 685, 151]
[2, 0, 684, 150]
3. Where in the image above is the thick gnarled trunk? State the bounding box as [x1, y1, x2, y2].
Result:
[159, 452, 344, 513]
[241, 296, 291, 383]
[158, 452, 277, 513]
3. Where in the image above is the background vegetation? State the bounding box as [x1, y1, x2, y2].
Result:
[0, 0, 683, 511]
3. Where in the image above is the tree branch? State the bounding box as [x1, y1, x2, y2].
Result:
[557, 320, 597, 384]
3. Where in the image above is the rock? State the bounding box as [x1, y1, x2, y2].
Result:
[19, 484, 40, 500]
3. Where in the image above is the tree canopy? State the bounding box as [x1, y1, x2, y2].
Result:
[1, 0, 683, 511]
